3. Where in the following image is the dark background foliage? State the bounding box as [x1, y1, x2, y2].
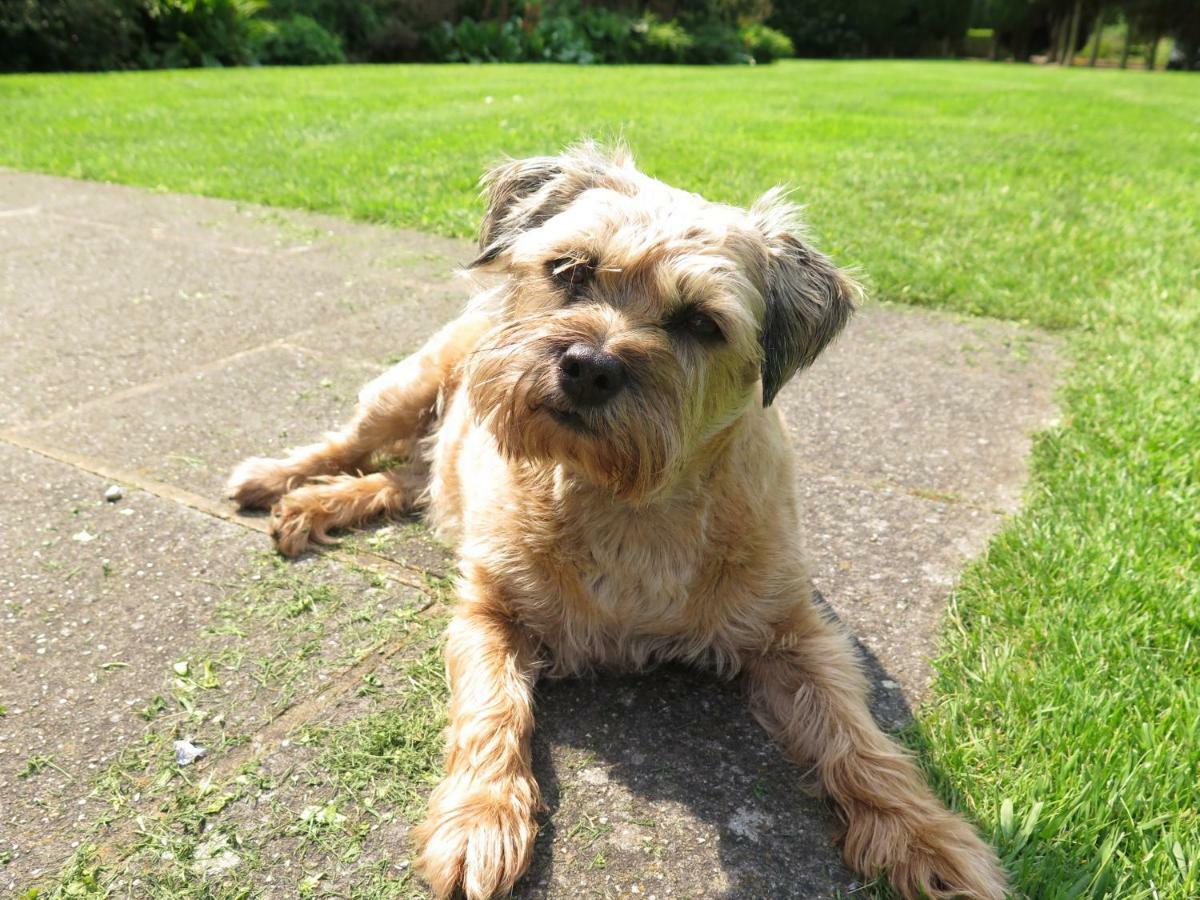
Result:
[1, 0, 1196, 70]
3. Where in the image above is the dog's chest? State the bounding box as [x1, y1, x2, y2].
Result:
[557, 493, 711, 628]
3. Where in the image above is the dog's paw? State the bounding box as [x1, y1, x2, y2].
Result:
[268, 490, 337, 557]
[844, 807, 1008, 900]
[227, 457, 298, 510]
[413, 776, 538, 900]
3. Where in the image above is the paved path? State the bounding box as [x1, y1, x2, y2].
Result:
[0, 171, 1060, 898]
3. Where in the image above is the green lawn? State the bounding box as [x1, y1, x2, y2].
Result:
[3, 61, 1197, 898]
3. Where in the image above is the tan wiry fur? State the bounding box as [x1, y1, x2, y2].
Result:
[228, 143, 1008, 900]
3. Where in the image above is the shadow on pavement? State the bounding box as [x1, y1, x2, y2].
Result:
[514, 592, 916, 899]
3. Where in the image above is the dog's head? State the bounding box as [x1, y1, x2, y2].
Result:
[464, 143, 857, 501]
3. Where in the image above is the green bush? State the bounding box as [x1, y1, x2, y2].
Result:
[963, 27, 995, 58]
[632, 15, 694, 62]
[526, 7, 598, 63]
[0, 0, 796, 70]
[262, 0, 377, 55]
[739, 22, 794, 62]
[142, 0, 261, 67]
[421, 4, 775, 66]
[361, 19, 422, 60]
[254, 12, 345, 63]
[259, 0, 454, 61]
[683, 20, 748, 63]
[0, 0, 143, 71]
[769, 0, 970, 58]
[573, 3, 638, 62]
[768, 0, 874, 57]
[1, 0, 263, 71]
[424, 16, 525, 62]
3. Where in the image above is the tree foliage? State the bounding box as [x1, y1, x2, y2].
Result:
[1, 0, 1196, 69]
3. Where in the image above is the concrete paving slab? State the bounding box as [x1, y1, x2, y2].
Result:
[133, 629, 855, 900]
[286, 281, 473, 366]
[20, 345, 373, 501]
[0, 442, 248, 889]
[0, 170, 468, 429]
[517, 669, 855, 899]
[778, 303, 1060, 512]
[0, 168, 470, 284]
[0, 441, 429, 894]
[0, 217, 384, 428]
[797, 475, 1001, 703]
[0, 172, 1061, 898]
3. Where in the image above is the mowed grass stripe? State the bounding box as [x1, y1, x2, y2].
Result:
[3, 61, 1197, 897]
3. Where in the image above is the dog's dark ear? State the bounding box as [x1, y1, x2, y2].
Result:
[473, 142, 635, 268]
[752, 190, 858, 406]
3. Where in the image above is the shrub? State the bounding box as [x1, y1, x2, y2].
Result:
[739, 22, 793, 62]
[683, 20, 748, 63]
[768, 1, 873, 57]
[141, 0, 261, 67]
[0, 0, 143, 71]
[423, 16, 525, 62]
[573, 3, 638, 62]
[362, 19, 421, 60]
[632, 15, 694, 62]
[421, 4, 777, 67]
[254, 12, 345, 63]
[262, 0, 377, 55]
[0, 0, 263, 71]
[963, 26, 995, 58]
[425, 3, 638, 65]
[259, 0, 455, 61]
[0, 0, 791, 70]
[527, 8, 598, 63]
[509, 0, 642, 65]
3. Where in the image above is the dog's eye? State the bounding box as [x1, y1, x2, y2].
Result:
[548, 257, 594, 291]
[670, 309, 723, 343]
[685, 312, 721, 339]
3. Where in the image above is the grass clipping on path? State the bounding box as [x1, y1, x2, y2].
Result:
[3, 60, 1198, 898]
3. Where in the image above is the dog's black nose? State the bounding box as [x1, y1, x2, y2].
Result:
[558, 343, 626, 407]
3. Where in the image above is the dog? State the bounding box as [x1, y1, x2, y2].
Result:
[227, 143, 1007, 900]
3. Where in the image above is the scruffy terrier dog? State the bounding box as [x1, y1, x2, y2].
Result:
[228, 144, 1007, 899]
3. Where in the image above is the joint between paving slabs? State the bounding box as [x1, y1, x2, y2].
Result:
[0, 430, 440, 594]
[1, 337, 383, 438]
[788, 457, 1007, 515]
[0, 341, 292, 435]
[42, 208, 320, 258]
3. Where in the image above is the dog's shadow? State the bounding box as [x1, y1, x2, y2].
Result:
[512, 593, 913, 900]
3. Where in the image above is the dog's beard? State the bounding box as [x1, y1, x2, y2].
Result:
[465, 319, 685, 501]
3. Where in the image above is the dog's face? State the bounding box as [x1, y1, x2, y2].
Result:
[464, 144, 857, 501]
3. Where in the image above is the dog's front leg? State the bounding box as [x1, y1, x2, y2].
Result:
[414, 587, 541, 900]
[745, 609, 1007, 900]
[227, 312, 491, 510]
